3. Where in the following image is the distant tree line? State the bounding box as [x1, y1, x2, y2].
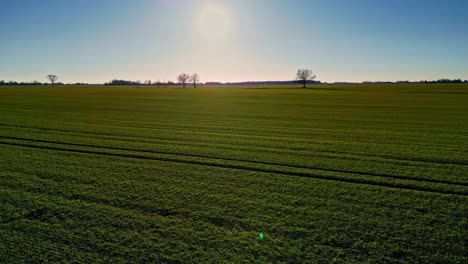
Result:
[421, 79, 465, 84]
[361, 79, 466, 84]
[0, 80, 65, 86]
[205, 81, 322, 86]
[104, 80, 177, 87]
[1, 71, 467, 87]
[104, 73, 201, 88]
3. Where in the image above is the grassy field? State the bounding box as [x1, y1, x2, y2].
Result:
[0, 84, 467, 263]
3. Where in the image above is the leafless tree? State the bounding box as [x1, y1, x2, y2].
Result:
[296, 69, 316, 88]
[190, 73, 200, 88]
[155, 80, 162, 88]
[177, 73, 190, 88]
[46, 74, 58, 86]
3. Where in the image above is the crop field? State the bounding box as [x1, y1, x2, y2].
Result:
[0, 84, 467, 263]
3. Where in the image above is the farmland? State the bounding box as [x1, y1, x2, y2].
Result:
[0, 84, 467, 263]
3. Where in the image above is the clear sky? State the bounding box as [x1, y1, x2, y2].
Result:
[1, 0, 467, 83]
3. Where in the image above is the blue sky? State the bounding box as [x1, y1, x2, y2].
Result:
[1, 0, 467, 83]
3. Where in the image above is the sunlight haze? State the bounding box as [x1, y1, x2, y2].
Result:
[1, 0, 467, 83]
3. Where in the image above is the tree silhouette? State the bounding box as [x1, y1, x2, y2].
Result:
[296, 69, 316, 88]
[47, 74, 59, 86]
[190, 73, 200, 88]
[177, 73, 190, 88]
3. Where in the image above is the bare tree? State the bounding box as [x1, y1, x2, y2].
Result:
[190, 73, 200, 88]
[295, 69, 316, 88]
[177, 73, 190, 88]
[155, 80, 162, 88]
[46, 74, 58, 86]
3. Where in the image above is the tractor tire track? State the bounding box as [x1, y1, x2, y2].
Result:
[1, 135, 466, 187]
[0, 140, 466, 196]
[0, 122, 466, 166]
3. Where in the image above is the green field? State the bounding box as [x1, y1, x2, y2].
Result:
[0, 84, 467, 263]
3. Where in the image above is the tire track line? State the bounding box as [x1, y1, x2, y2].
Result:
[0, 122, 465, 166]
[1, 136, 467, 187]
[0, 140, 466, 196]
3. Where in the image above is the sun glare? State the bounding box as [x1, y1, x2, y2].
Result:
[196, 4, 231, 40]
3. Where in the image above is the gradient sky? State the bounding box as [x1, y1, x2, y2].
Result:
[1, 0, 467, 83]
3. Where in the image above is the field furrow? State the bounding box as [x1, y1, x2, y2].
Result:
[1, 84, 467, 263]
